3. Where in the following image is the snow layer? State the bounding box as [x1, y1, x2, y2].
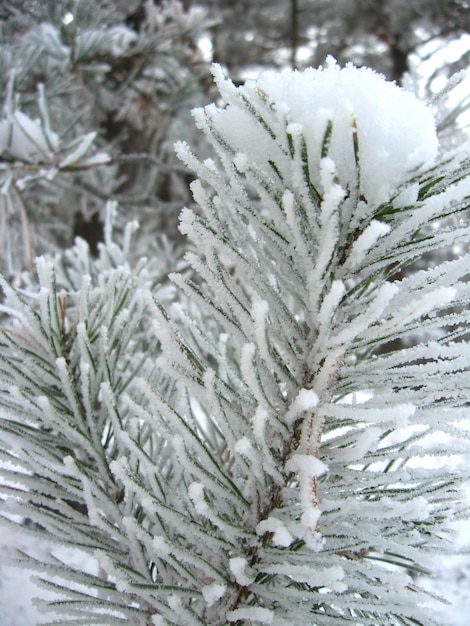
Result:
[256, 516, 294, 547]
[0, 527, 98, 625]
[229, 556, 255, 586]
[226, 606, 274, 624]
[210, 58, 438, 206]
[201, 581, 226, 607]
[0, 111, 58, 163]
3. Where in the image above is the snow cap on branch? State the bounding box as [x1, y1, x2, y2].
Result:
[209, 59, 438, 205]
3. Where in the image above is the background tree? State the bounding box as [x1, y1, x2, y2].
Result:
[0, 0, 212, 282]
[202, 0, 470, 83]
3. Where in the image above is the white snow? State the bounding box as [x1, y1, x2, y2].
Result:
[319, 157, 345, 219]
[2, 528, 464, 624]
[0, 526, 99, 626]
[284, 388, 319, 424]
[241, 342, 257, 391]
[256, 516, 294, 547]
[229, 556, 255, 586]
[210, 58, 438, 206]
[234, 436, 253, 455]
[263, 562, 347, 593]
[0, 111, 58, 163]
[188, 481, 209, 516]
[285, 453, 328, 477]
[167, 593, 182, 612]
[233, 152, 248, 172]
[252, 298, 270, 362]
[152, 535, 171, 556]
[201, 581, 226, 606]
[341, 426, 382, 461]
[1, 45, 468, 626]
[252, 404, 268, 445]
[226, 606, 274, 624]
[383, 286, 456, 331]
[330, 281, 399, 348]
[321, 401, 416, 426]
[393, 182, 420, 207]
[347, 219, 391, 267]
[300, 506, 322, 533]
[284, 454, 328, 545]
[317, 280, 346, 329]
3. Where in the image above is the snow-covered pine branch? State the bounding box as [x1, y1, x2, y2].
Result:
[0, 59, 469, 625]
[0, 207, 182, 624]
[167, 60, 470, 624]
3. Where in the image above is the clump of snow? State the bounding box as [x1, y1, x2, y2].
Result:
[285, 453, 328, 477]
[167, 594, 182, 612]
[226, 607, 274, 624]
[188, 481, 209, 516]
[233, 152, 248, 172]
[256, 516, 294, 547]
[393, 182, 420, 207]
[285, 388, 319, 424]
[252, 298, 270, 361]
[0, 111, 59, 163]
[201, 582, 226, 607]
[229, 556, 255, 586]
[263, 562, 347, 593]
[208, 59, 438, 206]
[284, 453, 328, 549]
[152, 535, 171, 556]
[235, 436, 253, 456]
[252, 404, 268, 445]
[241, 342, 258, 395]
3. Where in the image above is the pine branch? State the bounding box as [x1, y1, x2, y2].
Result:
[1, 60, 469, 625]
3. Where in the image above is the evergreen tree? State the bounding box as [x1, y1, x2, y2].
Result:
[0, 0, 211, 282]
[1, 59, 469, 624]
